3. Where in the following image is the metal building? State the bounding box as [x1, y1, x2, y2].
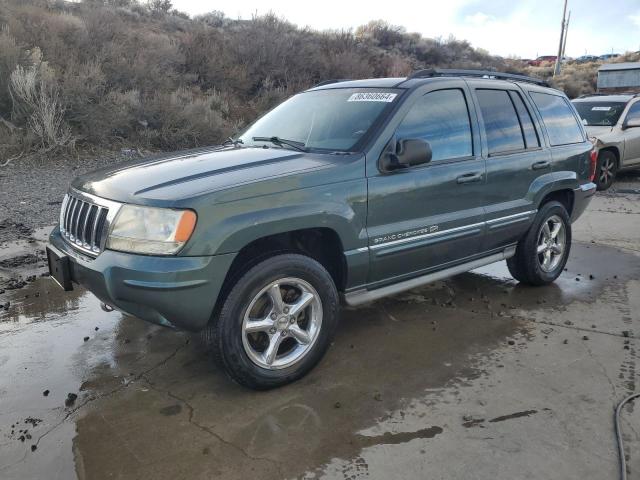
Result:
[597, 62, 640, 93]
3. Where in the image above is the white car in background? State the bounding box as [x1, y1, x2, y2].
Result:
[572, 93, 640, 190]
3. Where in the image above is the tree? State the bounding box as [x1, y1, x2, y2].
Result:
[148, 0, 172, 14]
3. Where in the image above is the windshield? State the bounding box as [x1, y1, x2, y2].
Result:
[572, 101, 627, 126]
[238, 88, 401, 152]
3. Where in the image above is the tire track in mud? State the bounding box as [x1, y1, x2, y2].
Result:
[614, 282, 637, 476]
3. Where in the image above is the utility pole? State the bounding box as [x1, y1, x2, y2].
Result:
[561, 11, 571, 61]
[554, 0, 568, 76]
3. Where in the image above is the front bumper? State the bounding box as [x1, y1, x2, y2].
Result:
[48, 227, 236, 331]
[571, 182, 597, 222]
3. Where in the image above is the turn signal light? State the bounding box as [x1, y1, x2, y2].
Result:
[588, 149, 598, 182]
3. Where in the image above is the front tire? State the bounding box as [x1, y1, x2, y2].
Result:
[507, 201, 571, 286]
[207, 254, 339, 390]
[595, 150, 617, 191]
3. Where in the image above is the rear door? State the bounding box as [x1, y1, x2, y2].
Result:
[467, 80, 551, 252]
[528, 89, 589, 174]
[366, 83, 486, 286]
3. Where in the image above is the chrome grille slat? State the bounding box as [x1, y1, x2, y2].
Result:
[90, 206, 103, 249]
[64, 197, 75, 234]
[69, 198, 80, 240]
[59, 191, 115, 257]
[75, 202, 87, 245]
[59, 195, 70, 233]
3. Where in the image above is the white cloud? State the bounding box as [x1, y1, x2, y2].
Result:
[171, 0, 640, 58]
[464, 12, 495, 26]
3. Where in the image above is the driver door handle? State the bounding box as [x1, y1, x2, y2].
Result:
[456, 172, 483, 184]
[532, 160, 551, 170]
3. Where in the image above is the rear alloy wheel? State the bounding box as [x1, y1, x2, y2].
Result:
[507, 201, 571, 285]
[208, 254, 338, 389]
[595, 151, 617, 191]
[536, 215, 566, 273]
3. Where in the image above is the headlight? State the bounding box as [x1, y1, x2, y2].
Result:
[107, 205, 197, 255]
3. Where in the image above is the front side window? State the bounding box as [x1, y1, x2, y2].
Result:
[239, 88, 400, 152]
[530, 92, 584, 146]
[395, 89, 473, 161]
[572, 101, 627, 126]
[625, 102, 640, 124]
[476, 89, 525, 155]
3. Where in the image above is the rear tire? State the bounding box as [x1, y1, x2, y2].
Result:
[595, 150, 617, 191]
[507, 201, 571, 286]
[205, 254, 339, 390]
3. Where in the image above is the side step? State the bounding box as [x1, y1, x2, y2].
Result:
[343, 246, 516, 307]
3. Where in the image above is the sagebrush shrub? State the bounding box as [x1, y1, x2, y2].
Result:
[0, 0, 620, 160]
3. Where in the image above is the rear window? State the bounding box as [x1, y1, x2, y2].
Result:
[476, 89, 524, 155]
[572, 101, 627, 126]
[530, 92, 584, 146]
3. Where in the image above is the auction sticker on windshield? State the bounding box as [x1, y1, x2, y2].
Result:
[592, 106, 612, 111]
[348, 92, 397, 102]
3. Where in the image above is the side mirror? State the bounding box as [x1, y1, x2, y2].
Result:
[623, 117, 640, 129]
[381, 137, 432, 171]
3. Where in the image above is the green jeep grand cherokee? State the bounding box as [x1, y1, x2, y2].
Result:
[47, 69, 597, 389]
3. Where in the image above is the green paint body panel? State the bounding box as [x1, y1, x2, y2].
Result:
[52, 76, 597, 331]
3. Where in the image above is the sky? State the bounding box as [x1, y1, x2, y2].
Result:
[171, 0, 640, 59]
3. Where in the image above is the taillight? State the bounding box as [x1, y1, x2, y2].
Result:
[589, 149, 598, 182]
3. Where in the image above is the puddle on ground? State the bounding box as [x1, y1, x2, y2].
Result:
[0, 242, 637, 479]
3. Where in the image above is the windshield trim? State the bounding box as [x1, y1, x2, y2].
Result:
[237, 87, 406, 154]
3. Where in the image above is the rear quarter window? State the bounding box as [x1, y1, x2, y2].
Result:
[529, 92, 585, 146]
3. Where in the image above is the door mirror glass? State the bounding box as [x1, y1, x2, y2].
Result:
[381, 137, 432, 170]
[397, 138, 432, 167]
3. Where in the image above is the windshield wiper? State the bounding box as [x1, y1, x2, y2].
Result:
[221, 137, 244, 147]
[252, 136, 308, 152]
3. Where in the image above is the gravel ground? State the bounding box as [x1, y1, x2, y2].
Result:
[0, 150, 141, 234]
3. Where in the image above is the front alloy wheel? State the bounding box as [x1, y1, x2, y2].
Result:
[242, 278, 322, 369]
[207, 253, 339, 389]
[596, 151, 617, 191]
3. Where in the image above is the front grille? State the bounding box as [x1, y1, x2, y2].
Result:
[60, 193, 110, 255]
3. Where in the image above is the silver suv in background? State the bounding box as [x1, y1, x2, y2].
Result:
[572, 93, 640, 190]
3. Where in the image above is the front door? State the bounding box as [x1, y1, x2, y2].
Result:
[622, 100, 640, 165]
[366, 87, 487, 287]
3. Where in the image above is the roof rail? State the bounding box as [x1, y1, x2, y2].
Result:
[407, 68, 550, 87]
[577, 93, 611, 98]
[312, 79, 351, 88]
[578, 91, 640, 98]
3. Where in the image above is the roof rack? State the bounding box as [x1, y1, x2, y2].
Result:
[312, 79, 351, 88]
[407, 68, 549, 87]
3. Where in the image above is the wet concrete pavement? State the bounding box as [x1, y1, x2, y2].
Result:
[1, 191, 639, 479]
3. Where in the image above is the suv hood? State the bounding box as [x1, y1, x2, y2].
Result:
[584, 125, 615, 137]
[72, 146, 344, 204]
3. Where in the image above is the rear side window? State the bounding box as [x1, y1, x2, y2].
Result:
[530, 92, 584, 146]
[476, 89, 524, 155]
[396, 89, 473, 161]
[509, 91, 540, 149]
